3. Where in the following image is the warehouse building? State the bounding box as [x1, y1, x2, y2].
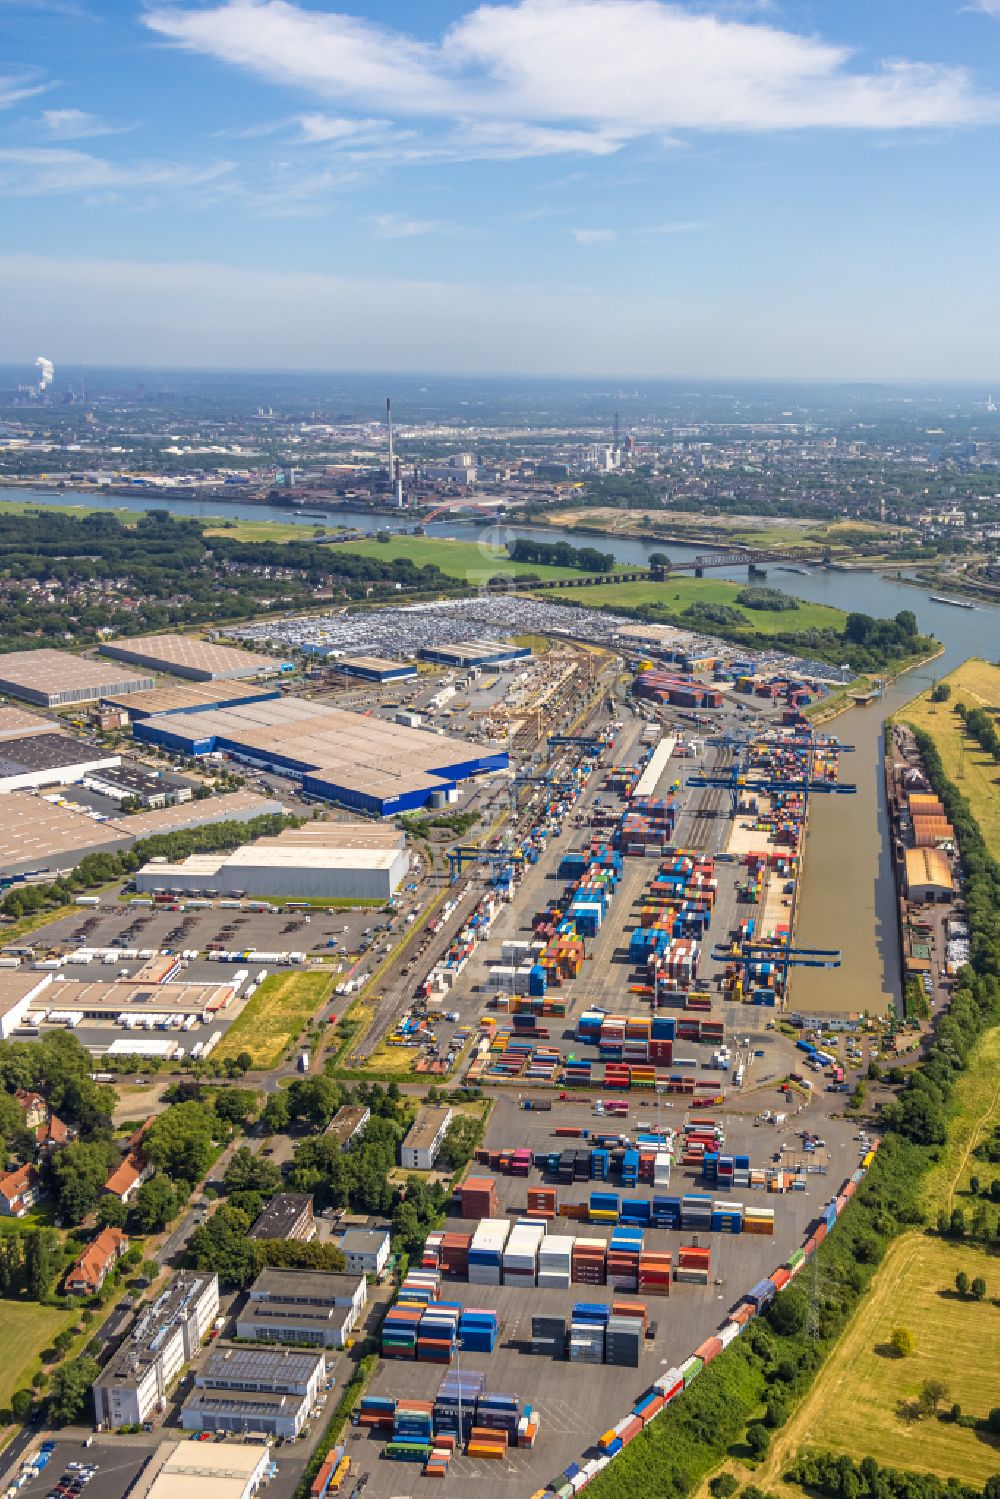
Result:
[93, 1271, 219, 1429]
[101, 679, 282, 721]
[0, 731, 120, 793]
[0, 792, 134, 879]
[0, 649, 155, 707]
[400, 1104, 453, 1171]
[132, 697, 507, 816]
[0, 788, 284, 881]
[136, 822, 409, 901]
[0, 705, 51, 741]
[26, 976, 239, 1025]
[338, 655, 416, 683]
[116, 790, 284, 838]
[0, 972, 57, 1040]
[236, 1268, 367, 1349]
[904, 846, 954, 902]
[83, 763, 193, 809]
[135, 1442, 268, 1499]
[181, 1345, 325, 1440]
[419, 639, 531, 669]
[101, 634, 292, 682]
[249, 1193, 315, 1242]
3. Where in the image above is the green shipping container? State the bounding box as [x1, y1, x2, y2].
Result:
[680, 1355, 704, 1387]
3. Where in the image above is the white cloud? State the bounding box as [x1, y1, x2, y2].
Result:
[0, 146, 233, 195]
[39, 108, 132, 139]
[570, 226, 617, 244]
[0, 72, 48, 110]
[297, 113, 393, 142]
[144, 0, 999, 142]
[370, 212, 447, 238]
[968, 0, 1000, 13]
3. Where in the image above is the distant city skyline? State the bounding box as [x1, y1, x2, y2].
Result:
[2, 0, 1000, 377]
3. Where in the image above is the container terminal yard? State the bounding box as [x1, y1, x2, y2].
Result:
[0, 609, 880, 1499]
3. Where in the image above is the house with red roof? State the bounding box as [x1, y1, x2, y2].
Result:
[65, 1227, 129, 1295]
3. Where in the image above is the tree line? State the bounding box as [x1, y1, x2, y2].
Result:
[954, 702, 1000, 763]
[0, 811, 299, 920]
[507, 538, 616, 573]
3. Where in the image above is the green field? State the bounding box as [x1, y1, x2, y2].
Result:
[0, 1302, 75, 1409]
[900, 657, 1000, 856]
[213, 971, 335, 1069]
[578, 576, 845, 634]
[334, 535, 586, 581]
[756, 1234, 1000, 1493]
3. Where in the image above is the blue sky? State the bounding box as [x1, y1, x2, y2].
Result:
[3, 0, 1000, 376]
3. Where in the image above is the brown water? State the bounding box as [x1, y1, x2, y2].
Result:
[792, 658, 948, 1015]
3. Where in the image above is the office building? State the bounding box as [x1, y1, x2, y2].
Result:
[92, 1271, 219, 1429]
[400, 1104, 453, 1171]
[249, 1193, 315, 1242]
[323, 1104, 370, 1150]
[180, 1345, 325, 1440]
[235, 1268, 367, 1350]
[338, 1227, 390, 1278]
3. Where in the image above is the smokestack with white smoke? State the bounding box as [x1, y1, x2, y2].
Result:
[35, 356, 54, 390]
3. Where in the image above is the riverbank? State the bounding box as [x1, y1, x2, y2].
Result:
[895, 657, 1000, 856]
[805, 645, 945, 726]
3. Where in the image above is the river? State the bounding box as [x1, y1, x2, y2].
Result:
[6, 484, 999, 1014]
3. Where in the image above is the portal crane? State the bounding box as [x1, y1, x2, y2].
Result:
[686, 768, 857, 817]
[712, 940, 842, 1004]
[446, 845, 524, 885]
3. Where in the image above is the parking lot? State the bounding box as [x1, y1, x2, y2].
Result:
[9, 1437, 310, 1499]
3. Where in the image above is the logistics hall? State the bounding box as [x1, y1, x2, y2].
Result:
[136, 823, 410, 901]
[100, 633, 292, 682]
[132, 697, 507, 815]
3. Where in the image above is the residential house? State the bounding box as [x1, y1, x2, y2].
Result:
[66, 1227, 129, 1295]
[15, 1089, 48, 1130]
[104, 1148, 152, 1205]
[36, 1113, 72, 1155]
[0, 1162, 43, 1218]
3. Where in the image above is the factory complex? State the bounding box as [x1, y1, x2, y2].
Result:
[136, 821, 410, 902]
[133, 696, 507, 815]
[0, 648, 155, 707]
[100, 633, 292, 682]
